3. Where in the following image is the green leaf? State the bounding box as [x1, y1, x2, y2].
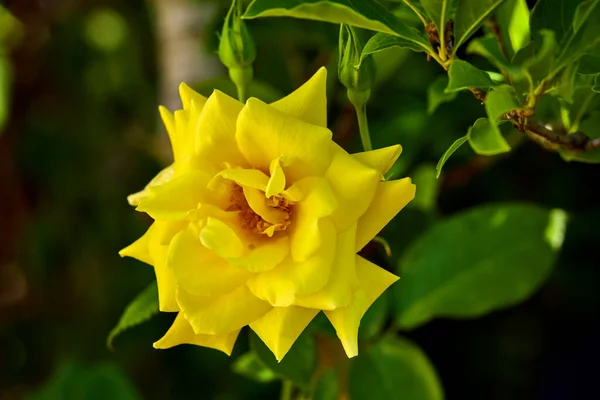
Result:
[348, 335, 443, 400]
[29, 361, 142, 400]
[466, 35, 511, 71]
[394, 203, 567, 329]
[531, 0, 582, 45]
[0, 52, 10, 133]
[467, 117, 511, 155]
[421, 0, 458, 38]
[435, 135, 468, 178]
[358, 290, 390, 339]
[496, 0, 530, 57]
[453, 0, 506, 52]
[410, 164, 439, 211]
[361, 32, 427, 66]
[107, 281, 159, 350]
[558, 61, 578, 103]
[445, 59, 496, 92]
[579, 54, 600, 74]
[243, 0, 432, 52]
[312, 369, 340, 400]
[512, 30, 558, 85]
[427, 75, 458, 114]
[484, 86, 519, 124]
[232, 352, 277, 383]
[250, 330, 317, 392]
[557, 0, 600, 65]
[560, 111, 600, 163]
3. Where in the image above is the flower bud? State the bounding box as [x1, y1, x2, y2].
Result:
[338, 24, 375, 104]
[218, 0, 256, 70]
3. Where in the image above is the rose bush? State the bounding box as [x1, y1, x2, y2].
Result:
[120, 67, 415, 361]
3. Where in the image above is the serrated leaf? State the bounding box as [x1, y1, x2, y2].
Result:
[435, 135, 468, 178]
[485, 86, 519, 124]
[395, 203, 567, 329]
[361, 32, 427, 66]
[250, 330, 316, 392]
[466, 117, 511, 155]
[107, 281, 159, 350]
[453, 0, 506, 52]
[445, 59, 496, 92]
[348, 335, 443, 400]
[427, 75, 458, 114]
[232, 352, 277, 383]
[496, 0, 530, 58]
[244, 0, 432, 52]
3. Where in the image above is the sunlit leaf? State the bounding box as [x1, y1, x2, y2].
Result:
[395, 203, 567, 329]
[244, 0, 432, 52]
[445, 59, 496, 92]
[496, 0, 530, 57]
[361, 32, 427, 67]
[467, 117, 510, 155]
[348, 335, 443, 400]
[484, 85, 519, 124]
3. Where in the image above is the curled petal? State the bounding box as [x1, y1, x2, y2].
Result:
[289, 177, 337, 261]
[270, 67, 328, 127]
[228, 235, 290, 273]
[177, 285, 271, 335]
[236, 98, 333, 182]
[294, 222, 358, 310]
[136, 171, 216, 220]
[355, 178, 416, 252]
[325, 148, 381, 231]
[127, 165, 174, 207]
[243, 187, 288, 224]
[350, 144, 402, 175]
[250, 307, 319, 361]
[168, 227, 250, 297]
[324, 256, 399, 357]
[247, 218, 336, 307]
[209, 168, 269, 192]
[154, 313, 240, 356]
[200, 217, 245, 259]
[266, 156, 290, 198]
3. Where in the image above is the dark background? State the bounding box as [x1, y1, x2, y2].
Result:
[0, 0, 598, 399]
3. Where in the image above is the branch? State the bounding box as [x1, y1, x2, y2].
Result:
[515, 121, 596, 152]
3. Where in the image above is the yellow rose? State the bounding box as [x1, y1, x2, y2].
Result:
[120, 68, 415, 361]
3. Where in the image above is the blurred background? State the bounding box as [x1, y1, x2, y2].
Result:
[0, 0, 598, 399]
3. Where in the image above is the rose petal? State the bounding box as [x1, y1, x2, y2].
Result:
[351, 144, 402, 174]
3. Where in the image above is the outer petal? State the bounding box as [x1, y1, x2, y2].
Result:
[168, 227, 251, 297]
[177, 285, 271, 335]
[136, 171, 216, 220]
[270, 67, 327, 127]
[150, 238, 179, 312]
[236, 98, 333, 182]
[250, 307, 320, 361]
[324, 256, 399, 357]
[294, 223, 358, 310]
[351, 144, 402, 174]
[355, 178, 416, 252]
[195, 90, 248, 168]
[127, 165, 175, 207]
[325, 149, 380, 231]
[289, 177, 337, 261]
[247, 218, 336, 307]
[119, 224, 155, 265]
[179, 82, 207, 111]
[154, 313, 240, 356]
[159, 106, 178, 162]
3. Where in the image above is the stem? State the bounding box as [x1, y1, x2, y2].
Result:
[280, 380, 293, 400]
[236, 82, 247, 103]
[354, 103, 373, 151]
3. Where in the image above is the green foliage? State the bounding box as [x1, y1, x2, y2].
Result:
[28, 361, 142, 400]
[485, 86, 519, 123]
[496, 0, 530, 57]
[244, 0, 432, 52]
[232, 352, 277, 383]
[361, 32, 427, 66]
[395, 204, 567, 329]
[467, 117, 510, 155]
[445, 59, 496, 92]
[453, 0, 505, 52]
[427, 75, 457, 114]
[410, 163, 438, 212]
[435, 135, 468, 178]
[348, 335, 443, 400]
[312, 369, 340, 400]
[250, 330, 317, 392]
[107, 281, 159, 350]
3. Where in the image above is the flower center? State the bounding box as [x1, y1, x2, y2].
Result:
[228, 184, 292, 237]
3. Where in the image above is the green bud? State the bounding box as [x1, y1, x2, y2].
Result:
[338, 24, 375, 101]
[218, 0, 256, 70]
